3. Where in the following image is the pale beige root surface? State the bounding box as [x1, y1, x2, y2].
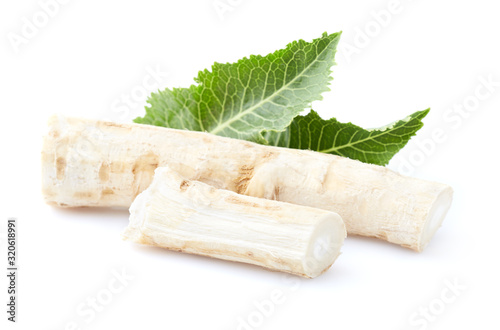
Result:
[123, 167, 346, 278]
[42, 115, 453, 251]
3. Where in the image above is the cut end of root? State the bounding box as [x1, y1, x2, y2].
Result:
[122, 185, 151, 243]
[418, 186, 454, 252]
[303, 214, 346, 278]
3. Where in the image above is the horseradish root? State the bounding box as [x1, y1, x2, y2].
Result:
[122, 167, 346, 278]
[42, 115, 453, 251]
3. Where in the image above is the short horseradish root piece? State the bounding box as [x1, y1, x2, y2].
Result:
[42, 115, 453, 251]
[123, 167, 346, 278]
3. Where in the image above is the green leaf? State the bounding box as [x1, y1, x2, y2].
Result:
[264, 109, 430, 166]
[134, 32, 341, 142]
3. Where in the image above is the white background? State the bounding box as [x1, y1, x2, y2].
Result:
[1, 0, 499, 329]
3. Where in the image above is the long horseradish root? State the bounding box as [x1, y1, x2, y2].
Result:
[123, 167, 346, 278]
[42, 115, 453, 251]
